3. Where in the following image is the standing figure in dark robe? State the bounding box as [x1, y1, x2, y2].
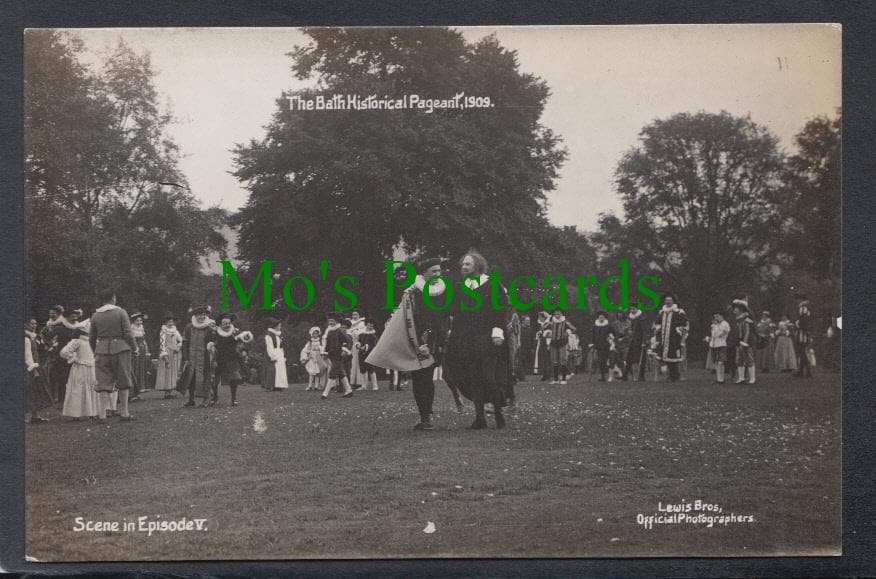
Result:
[612, 311, 632, 379]
[518, 315, 535, 381]
[321, 318, 354, 398]
[129, 312, 149, 402]
[357, 321, 380, 390]
[39, 305, 63, 402]
[208, 312, 251, 406]
[654, 294, 688, 382]
[25, 319, 50, 423]
[443, 250, 511, 430]
[794, 298, 814, 378]
[625, 306, 648, 381]
[180, 305, 215, 407]
[590, 311, 616, 382]
[45, 306, 81, 403]
[546, 310, 575, 384]
[754, 311, 776, 373]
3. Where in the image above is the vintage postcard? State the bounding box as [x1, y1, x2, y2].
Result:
[23, 25, 841, 560]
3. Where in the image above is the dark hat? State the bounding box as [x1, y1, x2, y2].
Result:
[216, 311, 237, 323]
[49, 304, 64, 314]
[190, 305, 211, 316]
[130, 311, 145, 321]
[162, 312, 177, 323]
[69, 308, 83, 318]
[416, 256, 444, 273]
[340, 318, 352, 328]
[662, 292, 676, 302]
[264, 316, 281, 328]
[596, 310, 608, 318]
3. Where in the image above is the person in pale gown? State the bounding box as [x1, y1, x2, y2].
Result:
[300, 326, 327, 391]
[155, 314, 183, 398]
[262, 318, 288, 391]
[773, 315, 798, 372]
[60, 322, 98, 420]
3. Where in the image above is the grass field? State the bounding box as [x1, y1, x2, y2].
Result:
[25, 367, 841, 561]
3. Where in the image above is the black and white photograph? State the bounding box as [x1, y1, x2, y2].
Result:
[22, 24, 842, 560]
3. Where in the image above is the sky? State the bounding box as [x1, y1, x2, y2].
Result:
[70, 24, 840, 232]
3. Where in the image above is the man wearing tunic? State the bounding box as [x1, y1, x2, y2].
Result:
[443, 250, 512, 430]
[406, 258, 450, 430]
[181, 305, 215, 407]
[208, 312, 251, 406]
[794, 297, 814, 378]
[25, 319, 49, 423]
[518, 315, 534, 381]
[625, 305, 648, 381]
[88, 290, 136, 420]
[653, 294, 688, 382]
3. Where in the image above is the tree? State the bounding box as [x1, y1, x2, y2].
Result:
[24, 30, 226, 320]
[782, 112, 841, 280]
[611, 111, 786, 346]
[232, 28, 592, 320]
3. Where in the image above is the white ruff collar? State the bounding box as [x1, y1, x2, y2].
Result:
[216, 325, 236, 337]
[595, 318, 609, 327]
[190, 316, 213, 330]
[629, 310, 642, 320]
[660, 304, 679, 314]
[464, 273, 489, 290]
[268, 327, 282, 336]
[25, 330, 36, 339]
[414, 274, 447, 297]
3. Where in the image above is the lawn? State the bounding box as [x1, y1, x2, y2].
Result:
[25, 367, 841, 561]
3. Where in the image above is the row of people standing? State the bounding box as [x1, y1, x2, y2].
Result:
[25, 297, 150, 423]
[705, 297, 816, 384]
[530, 305, 657, 383]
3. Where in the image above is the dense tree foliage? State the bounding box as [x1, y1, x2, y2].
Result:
[25, 30, 225, 320]
[232, 28, 595, 320]
[596, 110, 841, 354]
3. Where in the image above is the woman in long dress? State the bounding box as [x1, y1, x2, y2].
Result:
[348, 311, 367, 388]
[130, 312, 150, 400]
[155, 314, 183, 398]
[262, 318, 288, 391]
[60, 323, 98, 420]
[773, 316, 798, 372]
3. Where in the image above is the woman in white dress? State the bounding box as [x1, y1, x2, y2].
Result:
[262, 318, 288, 390]
[155, 314, 183, 398]
[60, 322, 98, 420]
[300, 326, 327, 391]
[773, 315, 798, 372]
